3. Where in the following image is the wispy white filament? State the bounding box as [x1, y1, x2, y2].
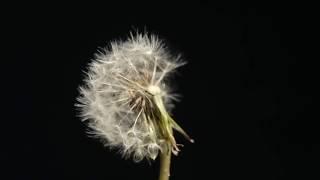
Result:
[76, 32, 185, 162]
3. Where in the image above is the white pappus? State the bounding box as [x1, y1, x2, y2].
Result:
[76, 32, 193, 162]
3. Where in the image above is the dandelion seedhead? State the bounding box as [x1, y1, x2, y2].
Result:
[76, 32, 193, 162]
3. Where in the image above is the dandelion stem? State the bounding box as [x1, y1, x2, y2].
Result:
[159, 143, 172, 180]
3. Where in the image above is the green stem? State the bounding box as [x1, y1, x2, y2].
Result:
[158, 143, 172, 180]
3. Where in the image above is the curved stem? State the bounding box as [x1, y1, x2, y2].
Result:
[159, 143, 172, 180]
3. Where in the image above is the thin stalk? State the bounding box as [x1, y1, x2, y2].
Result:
[159, 143, 172, 180]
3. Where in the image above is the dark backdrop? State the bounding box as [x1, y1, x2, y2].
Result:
[5, 2, 318, 180]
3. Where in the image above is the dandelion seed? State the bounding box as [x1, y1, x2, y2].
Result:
[76, 32, 193, 169]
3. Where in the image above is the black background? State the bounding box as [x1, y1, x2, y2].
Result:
[4, 1, 319, 180]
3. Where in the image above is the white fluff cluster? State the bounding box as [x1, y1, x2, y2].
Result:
[76, 33, 186, 161]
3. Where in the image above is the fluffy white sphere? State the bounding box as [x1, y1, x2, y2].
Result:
[76, 33, 186, 162]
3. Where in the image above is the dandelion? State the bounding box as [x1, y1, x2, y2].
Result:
[76, 32, 193, 180]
